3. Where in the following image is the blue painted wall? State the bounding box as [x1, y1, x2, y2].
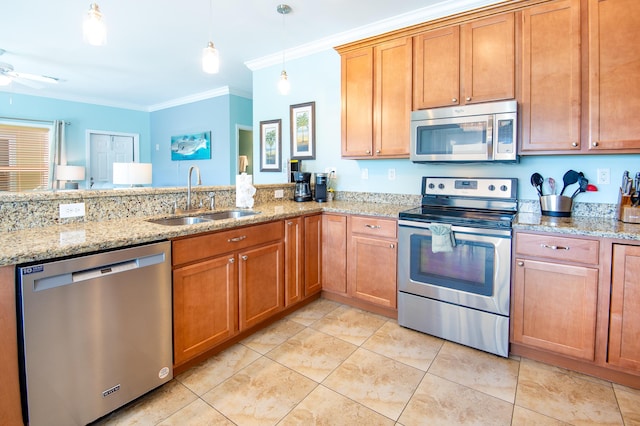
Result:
[0, 92, 150, 167]
[252, 49, 640, 204]
[149, 94, 252, 186]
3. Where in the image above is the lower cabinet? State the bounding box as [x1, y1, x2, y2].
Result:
[304, 214, 323, 296]
[609, 244, 640, 372]
[0, 265, 23, 425]
[284, 217, 304, 306]
[322, 213, 398, 315]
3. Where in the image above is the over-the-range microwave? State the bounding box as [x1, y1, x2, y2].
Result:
[410, 100, 518, 163]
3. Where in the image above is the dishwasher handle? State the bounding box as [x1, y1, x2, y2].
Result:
[32, 252, 166, 291]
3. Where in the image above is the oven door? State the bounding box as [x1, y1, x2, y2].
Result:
[398, 219, 511, 316]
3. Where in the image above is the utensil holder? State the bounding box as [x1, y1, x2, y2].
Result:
[617, 190, 640, 223]
[540, 195, 572, 217]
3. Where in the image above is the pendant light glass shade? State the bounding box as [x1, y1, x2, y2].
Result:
[83, 3, 107, 46]
[202, 41, 220, 74]
[278, 70, 290, 95]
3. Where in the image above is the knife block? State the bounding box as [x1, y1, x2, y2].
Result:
[617, 190, 640, 223]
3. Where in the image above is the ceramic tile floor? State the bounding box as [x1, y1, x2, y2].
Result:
[94, 298, 640, 426]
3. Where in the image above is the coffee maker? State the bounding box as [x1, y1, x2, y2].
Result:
[314, 173, 328, 202]
[293, 172, 312, 202]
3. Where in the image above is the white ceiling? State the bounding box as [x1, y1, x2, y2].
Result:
[0, 0, 503, 111]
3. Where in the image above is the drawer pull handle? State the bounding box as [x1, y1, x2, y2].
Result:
[541, 244, 569, 251]
[365, 224, 381, 229]
[241, 255, 248, 261]
[228, 236, 247, 242]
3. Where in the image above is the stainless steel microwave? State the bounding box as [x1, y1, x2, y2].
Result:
[410, 100, 518, 163]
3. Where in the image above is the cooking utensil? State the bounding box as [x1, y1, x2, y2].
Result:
[587, 184, 598, 192]
[530, 172, 544, 197]
[571, 176, 588, 199]
[560, 170, 580, 196]
[548, 177, 556, 195]
[622, 170, 630, 192]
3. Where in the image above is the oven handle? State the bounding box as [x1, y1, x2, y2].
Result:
[398, 219, 511, 238]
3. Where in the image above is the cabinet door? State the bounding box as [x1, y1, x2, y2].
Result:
[304, 214, 322, 296]
[374, 37, 412, 158]
[348, 235, 397, 308]
[520, 0, 581, 153]
[609, 244, 640, 371]
[0, 266, 23, 425]
[413, 26, 461, 109]
[173, 255, 237, 366]
[284, 217, 303, 306]
[512, 258, 598, 361]
[239, 241, 284, 330]
[588, 0, 640, 151]
[341, 47, 374, 158]
[461, 13, 515, 104]
[322, 214, 347, 294]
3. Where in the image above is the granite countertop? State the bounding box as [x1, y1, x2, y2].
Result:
[515, 212, 640, 240]
[0, 200, 412, 267]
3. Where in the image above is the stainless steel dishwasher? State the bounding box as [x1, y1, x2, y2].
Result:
[17, 241, 173, 426]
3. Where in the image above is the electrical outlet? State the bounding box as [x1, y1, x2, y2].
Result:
[361, 168, 369, 180]
[274, 189, 284, 198]
[388, 168, 396, 180]
[597, 168, 610, 185]
[59, 202, 85, 218]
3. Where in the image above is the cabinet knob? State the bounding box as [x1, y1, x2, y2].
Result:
[241, 255, 248, 261]
[466, 97, 472, 101]
[390, 243, 395, 249]
[517, 261, 524, 267]
[571, 142, 578, 147]
[229, 258, 235, 263]
[287, 221, 293, 226]
[376, 149, 381, 154]
[592, 141, 599, 147]
[365, 150, 371, 154]
[452, 98, 457, 103]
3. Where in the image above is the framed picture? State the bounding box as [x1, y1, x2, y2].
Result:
[170, 131, 211, 161]
[290, 101, 316, 160]
[260, 119, 282, 172]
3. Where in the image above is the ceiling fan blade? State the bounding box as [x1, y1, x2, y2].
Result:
[7, 70, 59, 84]
[9, 76, 45, 89]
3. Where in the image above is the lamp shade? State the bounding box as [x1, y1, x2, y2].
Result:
[113, 163, 152, 186]
[56, 165, 85, 181]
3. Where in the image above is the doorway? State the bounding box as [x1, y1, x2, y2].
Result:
[86, 130, 139, 188]
[238, 127, 253, 176]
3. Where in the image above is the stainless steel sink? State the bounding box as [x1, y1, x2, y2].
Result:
[198, 210, 260, 220]
[146, 216, 213, 226]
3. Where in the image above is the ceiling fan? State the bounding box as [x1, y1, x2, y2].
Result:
[0, 49, 60, 88]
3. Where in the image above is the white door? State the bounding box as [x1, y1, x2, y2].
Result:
[88, 132, 138, 188]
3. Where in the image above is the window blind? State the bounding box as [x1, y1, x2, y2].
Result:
[0, 124, 50, 191]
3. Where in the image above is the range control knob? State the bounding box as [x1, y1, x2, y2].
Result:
[428, 183, 435, 189]
[438, 183, 445, 189]
[500, 185, 509, 192]
[488, 184, 496, 191]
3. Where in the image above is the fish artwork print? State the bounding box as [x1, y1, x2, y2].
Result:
[170, 131, 211, 160]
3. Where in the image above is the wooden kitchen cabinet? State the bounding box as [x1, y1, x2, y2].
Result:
[238, 241, 284, 330]
[587, 0, 640, 151]
[608, 244, 640, 372]
[413, 13, 515, 109]
[339, 36, 411, 159]
[304, 214, 322, 296]
[512, 232, 600, 361]
[172, 220, 284, 367]
[519, 0, 582, 153]
[322, 213, 347, 295]
[0, 265, 23, 426]
[284, 217, 304, 306]
[173, 256, 237, 366]
[347, 216, 397, 309]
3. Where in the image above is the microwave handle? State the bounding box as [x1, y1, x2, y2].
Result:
[486, 116, 494, 160]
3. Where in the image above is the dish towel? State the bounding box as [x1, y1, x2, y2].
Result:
[429, 223, 456, 253]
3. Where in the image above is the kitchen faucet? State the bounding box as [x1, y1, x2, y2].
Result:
[186, 165, 201, 210]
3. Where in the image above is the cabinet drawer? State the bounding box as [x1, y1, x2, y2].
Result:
[515, 232, 599, 265]
[173, 221, 284, 266]
[350, 216, 397, 239]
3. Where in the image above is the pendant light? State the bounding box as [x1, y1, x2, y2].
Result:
[202, 0, 219, 74]
[83, 3, 107, 46]
[277, 4, 291, 95]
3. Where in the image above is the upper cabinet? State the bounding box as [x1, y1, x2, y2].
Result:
[339, 37, 412, 159]
[520, 0, 582, 153]
[413, 13, 515, 110]
[587, 0, 640, 151]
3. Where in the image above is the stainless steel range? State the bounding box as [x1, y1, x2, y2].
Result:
[397, 176, 518, 357]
